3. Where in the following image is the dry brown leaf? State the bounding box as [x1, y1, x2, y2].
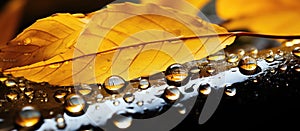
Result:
[141, 0, 209, 15]
[0, 0, 27, 45]
[3, 3, 235, 86]
[216, 0, 300, 35]
[0, 13, 87, 70]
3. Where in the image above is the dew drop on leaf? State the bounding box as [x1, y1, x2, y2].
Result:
[165, 63, 188, 83]
[227, 53, 239, 63]
[64, 94, 86, 116]
[138, 79, 150, 90]
[104, 75, 126, 94]
[238, 56, 257, 75]
[164, 86, 180, 101]
[123, 92, 135, 103]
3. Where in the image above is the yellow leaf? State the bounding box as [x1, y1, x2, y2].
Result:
[3, 3, 235, 86]
[0, 13, 87, 70]
[141, 0, 209, 15]
[216, 0, 300, 35]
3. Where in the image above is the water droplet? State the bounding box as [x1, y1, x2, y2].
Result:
[175, 103, 186, 115]
[54, 90, 68, 103]
[6, 90, 19, 101]
[112, 112, 132, 129]
[292, 39, 300, 45]
[207, 51, 225, 61]
[96, 94, 103, 102]
[294, 64, 300, 72]
[136, 101, 144, 106]
[113, 100, 120, 106]
[64, 94, 86, 115]
[5, 79, 17, 87]
[104, 75, 126, 94]
[225, 87, 236, 96]
[249, 47, 258, 57]
[279, 64, 288, 71]
[189, 66, 200, 74]
[24, 87, 34, 98]
[165, 63, 188, 83]
[123, 92, 135, 103]
[16, 106, 41, 127]
[277, 50, 284, 56]
[283, 40, 294, 47]
[78, 84, 92, 96]
[274, 54, 284, 61]
[164, 86, 180, 101]
[227, 54, 239, 63]
[238, 56, 257, 75]
[55, 114, 66, 129]
[18, 82, 26, 87]
[199, 84, 211, 95]
[139, 79, 149, 90]
[237, 49, 245, 56]
[292, 47, 300, 58]
[265, 54, 274, 62]
[206, 66, 216, 74]
[0, 76, 7, 82]
[48, 63, 61, 69]
[23, 38, 32, 45]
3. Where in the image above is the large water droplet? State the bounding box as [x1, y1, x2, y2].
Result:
[55, 114, 66, 129]
[64, 94, 86, 116]
[238, 56, 258, 75]
[104, 75, 126, 94]
[139, 79, 149, 90]
[123, 92, 135, 103]
[5, 79, 17, 87]
[292, 47, 300, 58]
[77, 84, 92, 96]
[227, 54, 239, 63]
[163, 86, 180, 102]
[199, 84, 211, 95]
[15, 106, 41, 127]
[112, 112, 132, 129]
[6, 90, 19, 101]
[225, 87, 237, 97]
[165, 63, 188, 85]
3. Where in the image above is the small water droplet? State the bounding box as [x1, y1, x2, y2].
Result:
[139, 79, 149, 90]
[225, 87, 236, 96]
[207, 51, 225, 61]
[199, 84, 211, 95]
[274, 54, 284, 61]
[48, 63, 61, 69]
[104, 75, 126, 94]
[24, 87, 34, 98]
[165, 63, 188, 83]
[249, 47, 258, 55]
[64, 94, 86, 115]
[6, 90, 19, 101]
[237, 49, 245, 56]
[5, 79, 17, 87]
[96, 94, 103, 102]
[113, 100, 120, 106]
[55, 114, 66, 129]
[54, 90, 68, 103]
[112, 112, 132, 129]
[77, 84, 92, 96]
[227, 54, 239, 63]
[294, 64, 300, 72]
[238, 56, 257, 75]
[265, 54, 274, 62]
[136, 101, 144, 106]
[283, 40, 294, 47]
[292, 47, 300, 58]
[189, 66, 201, 74]
[277, 50, 284, 56]
[16, 106, 41, 127]
[123, 92, 135, 103]
[206, 66, 216, 74]
[279, 64, 288, 71]
[175, 103, 186, 115]
[23, 38, 32, 45]
[36, 90, 47, 98]
[164, 86, 180, 101]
